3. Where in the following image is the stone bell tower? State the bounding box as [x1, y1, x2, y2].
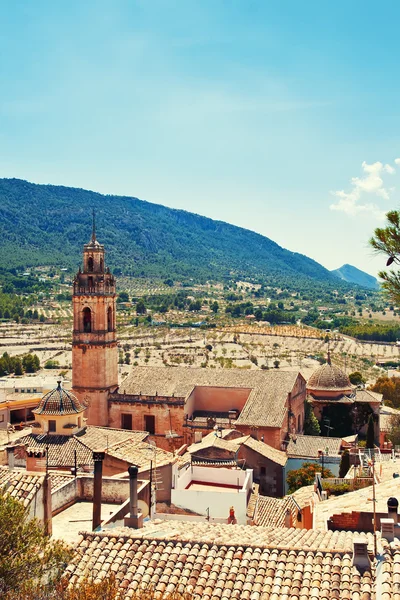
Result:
[72, 212, 118, 426]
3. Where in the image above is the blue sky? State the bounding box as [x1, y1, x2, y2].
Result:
[1, 1, 400, 277]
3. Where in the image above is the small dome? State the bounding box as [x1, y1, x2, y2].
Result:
[34, 381, 86, 415]
[307, 361, 352, 392]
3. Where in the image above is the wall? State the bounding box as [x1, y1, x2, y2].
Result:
[108, 399, 185, 452]
[185, 387, 251, 418]
[28, 481, 45, 523]
[234, 426, 282, 450]
[237, 445, 284, 497]
[171, 467, 252, 524]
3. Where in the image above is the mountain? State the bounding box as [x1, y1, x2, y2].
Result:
[331, 264, 379, 290]
[0, 178, 350, 289]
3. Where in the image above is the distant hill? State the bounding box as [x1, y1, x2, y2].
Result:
[331, 264, 379, 290]
[0, 178, 354, 289]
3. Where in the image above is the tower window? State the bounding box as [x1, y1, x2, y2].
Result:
[100, 258, 104, 271]
[83, 307, 92, 333]
[144, 414, 155, 435]
[49, 420, 56, 433]
[121, 413, 132, 430]
[107, 306, 113, 332]
[88, 256, 94, 272]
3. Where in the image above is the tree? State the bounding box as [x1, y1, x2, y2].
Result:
[211, 301, 219, 314]
[370, 210, 400, 303]
[339, 449, 350, 478]
[349, 371, 365, 386]
[22, 353, 40, 373]
[287, 462, 334, 494]
[136, 300, 146, 315]
[386, 413, 400, 446]
[303, 400, 321, 436]
[117, 291, 129, 303]
[366, 414, 375, 448]
[13, 358, 23, 376]
[0, 492, 70, 596]
[370, 376, 400, 408]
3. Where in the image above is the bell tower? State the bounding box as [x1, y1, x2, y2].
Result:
[72, 212, 118, 426]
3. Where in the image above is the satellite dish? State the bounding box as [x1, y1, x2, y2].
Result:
[138, 499, 149, 518]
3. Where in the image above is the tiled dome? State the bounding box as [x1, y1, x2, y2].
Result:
[34, 381, 85, 415]
[307, 361, 352, 392]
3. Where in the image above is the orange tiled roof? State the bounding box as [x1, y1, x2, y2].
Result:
[0, 467, 44, 507]
[65, 522, 377, 599]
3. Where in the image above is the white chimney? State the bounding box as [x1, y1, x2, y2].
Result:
[352, 539, 371, 570]
[381, 518, 395, 542]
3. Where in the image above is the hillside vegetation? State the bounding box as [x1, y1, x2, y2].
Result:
[0, 178, 345, 289]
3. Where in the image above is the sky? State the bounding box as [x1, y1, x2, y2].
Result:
[1, 1, 400, 277]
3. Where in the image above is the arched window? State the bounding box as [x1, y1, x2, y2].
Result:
[107, 306, 113, 332]
[100, 257, 104, 272]
[88, 256, 94, 272]
[297, 414, 301, 432]
[83, 307, 92, 333]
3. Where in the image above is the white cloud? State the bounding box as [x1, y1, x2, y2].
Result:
[329, 159, 396, 219]
[395, 158, 400, 165]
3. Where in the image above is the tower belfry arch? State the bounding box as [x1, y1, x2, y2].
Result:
[72, 216, 118, 426]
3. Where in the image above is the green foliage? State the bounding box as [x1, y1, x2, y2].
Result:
[349, 371, 365, 385]
[117, 291, 129, 303]
[0, 492, 71, 595]
[22, 354, 40, 373]
[44, 360, 60, 369]
[370, 376, 400, 408]
[322, 482, 351, 496]
[136, 300, 146, 315]
[370, 210, 400, 304]
[339, 449, 350, 478]
[287, 462, 334, 493]
[366, 414, 375, 448]
[0, 179, 362, 290]
[303, 401, 321, 436]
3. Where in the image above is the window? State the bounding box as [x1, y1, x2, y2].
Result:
[88, 256, 94, 272]
[0, 414, 4, 423]
[27, 389, 31, 393]
[260, 466, 266, 476]
[33, 389, 37, 393]
[297, 415, 301, 432]
[121, 413, 132, 430]
[48, 420, 56, 433]
[100, 258, 104, 271]
[83, 307, 92, 333]
[107, 306, 113, 332]
[144, 414, 155, 435]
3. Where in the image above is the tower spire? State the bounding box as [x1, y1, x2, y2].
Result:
[92, 208, 96, 243]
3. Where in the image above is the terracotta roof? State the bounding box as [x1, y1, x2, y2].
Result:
[65, 523, 377, 599]
[236, 435, 288, 466]
[120, 366, 303, 429]
[17, 427, 149, 469]
[49, 472, 74, 491]
[34, 381, 85, 416]
[187, 432, 241, 455]
[380, 545, 400, 600]
[106, 440, 175, 470]
[290, 484, 317, 509]
[286, 434, 343, 458]
[355, 389, 382, 404]
[0, 467, 44, 507]
[75, 426, 148, 452]
[249, 493, 300, 528]
[307, 362, 352, 392]
[19, 433, 93, 468]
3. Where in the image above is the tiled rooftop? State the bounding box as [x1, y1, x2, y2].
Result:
[120, 366, 302, 428]
[106, 440, 175, 470]
[286, 434, 343, 458]
[249, 494, 300, 528]
[0, 466, 44, 507]
[65, 522, 377, 599]
[236, 435, 288, 466]
[75, 426, 148, 451]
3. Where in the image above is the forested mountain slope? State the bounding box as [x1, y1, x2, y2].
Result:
[331, 264, 379, 290]
[0, 178, 346, 287]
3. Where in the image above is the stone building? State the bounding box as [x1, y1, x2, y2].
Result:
[71, 228, 306, 451]
[72, 218, 118, 427]
[307, 354, 382, 440]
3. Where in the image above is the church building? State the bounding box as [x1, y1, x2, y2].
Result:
[71, 226, 306, 451]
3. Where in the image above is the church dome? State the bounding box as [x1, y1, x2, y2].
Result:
[307, 359, 352, 392]
[34, 381, 86, 416]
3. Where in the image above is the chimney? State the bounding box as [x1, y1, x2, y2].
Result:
[7, 446, 15, 470]
[381, 518, 395, 542]
[92, 451, 105, 531]
[124, 464, 143, 529]
[352, 539, 371, 570]
[284, 508, 291, 528]
[388, 497, 399, 525]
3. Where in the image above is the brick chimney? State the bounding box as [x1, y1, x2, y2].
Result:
[124, 464, 143, 529]
[352, 539, 371, 570]
[92, 451, 105, 531]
